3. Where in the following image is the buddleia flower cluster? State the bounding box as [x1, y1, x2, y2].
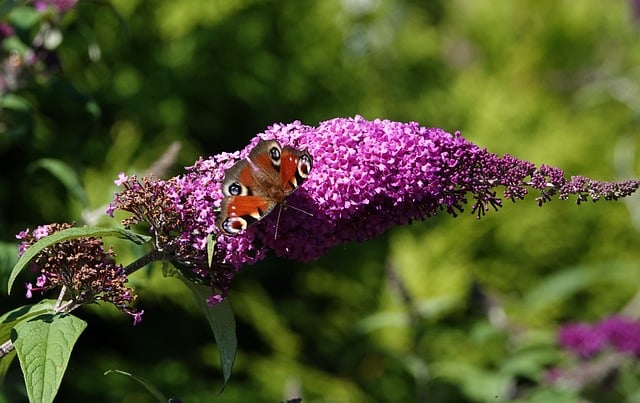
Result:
[17, 222, 143, 324]
[108, 116, 640, 305]
[558, 316, 640, 359]
[546, 316, 640, 392]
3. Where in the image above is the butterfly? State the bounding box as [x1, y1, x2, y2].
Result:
[218, 139, 313, 236]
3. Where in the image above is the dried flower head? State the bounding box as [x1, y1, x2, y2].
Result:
[110, 116, 640, 304]
[17, 223, 143, 324]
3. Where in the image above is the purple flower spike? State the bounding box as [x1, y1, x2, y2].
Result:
[209, 116, 638, 260]
[558, 316, 640, 359]
[112, 116, 639, 304]
[558, 322, 606, 359]
[597, 316, 640, 357]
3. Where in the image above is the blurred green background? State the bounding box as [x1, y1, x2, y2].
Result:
[2, 0, 640, 402]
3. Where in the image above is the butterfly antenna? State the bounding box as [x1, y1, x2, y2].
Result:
[286, 204, 313, 217]
[274, 204, 283, 240]
[274, 203, 313, 239]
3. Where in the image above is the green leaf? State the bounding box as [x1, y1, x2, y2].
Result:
[0, 93, 31, 111]
[8, 227, 152, 295]
[0, 300, 56, 343]
[0, 301, 56, 382]
[522, 267, 592, 313]
[29, 159, 89, 208]
[13, 313, 87, 403]
[432, 361, 512, 402]
[186, 284, 236, 388]
[500, 347, 560, 379]
[522, 388, 581, 403]
[170, 264, 236, 388]
[7, 6, 41, 42]
[0, 0, 21, 18]
[206, 234, 216, 268]
[1, 35, 30, 55]
[104, 369, 167, 402]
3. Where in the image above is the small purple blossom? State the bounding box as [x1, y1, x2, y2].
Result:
[32, 225, 50, 240]
[129, 309, 144, 326]
[15, 229, 29, 239]
[16, 229, 30, 255]
[114, 172, 128, 186]
[24, 274, 49, 299]
[25, 283, 33, 299]
[110, 116, 640, 304]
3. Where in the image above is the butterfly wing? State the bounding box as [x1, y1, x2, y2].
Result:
[219, 195, 277, 235]
[279, 145, 313, 196]
[218, 156, 278, 235]
[246, 140, 280, 177]
[218, 139, 313, 235]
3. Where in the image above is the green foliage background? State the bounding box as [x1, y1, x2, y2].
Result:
[2, 0, 640, 401]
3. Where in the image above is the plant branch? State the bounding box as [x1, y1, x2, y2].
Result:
[124, 248, 169, 275]
[0, 340, 14, 358]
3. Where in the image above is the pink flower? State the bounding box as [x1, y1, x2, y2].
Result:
[32, 0, 78, 12]
[558, 316, 640, 358]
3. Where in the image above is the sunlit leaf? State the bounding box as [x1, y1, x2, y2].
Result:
[0, 93, 30, 111]
[7, 6, 41, 42]
[206, 234, 216, 268]
[29, 158, 89, 208]
[432, 361, 512, 402]
[522, 267, 593, 313]
[104, 369, 167, 402]
[0, 300, 56, 382]
[13, 313, 87, 403]
[172, 266, 236, 389]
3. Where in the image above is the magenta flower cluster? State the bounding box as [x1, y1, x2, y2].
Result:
[110, 116, 639, 304]
[558, 316, 640, 359]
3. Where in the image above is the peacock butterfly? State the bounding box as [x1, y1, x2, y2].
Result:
[218, 139, 313, 236]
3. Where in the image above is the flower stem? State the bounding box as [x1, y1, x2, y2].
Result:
[54, 285, 67, 310]
[124, 249, 168, 275]
[0, 340, 14, 358]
